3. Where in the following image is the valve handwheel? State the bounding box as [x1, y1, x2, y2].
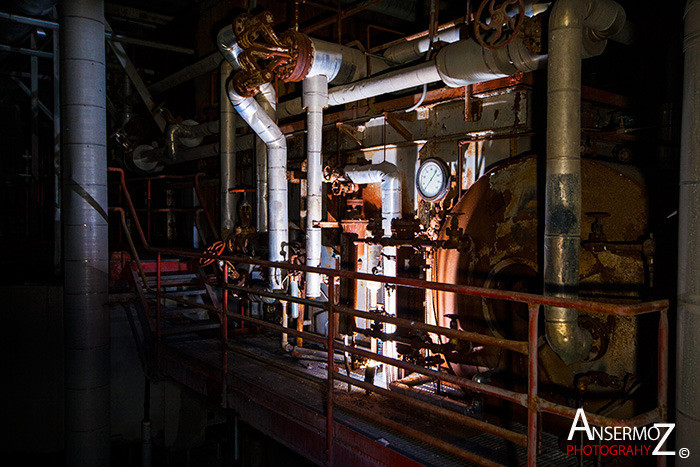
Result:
[474, 0, 526, 50]
[200, 241, 226, 267]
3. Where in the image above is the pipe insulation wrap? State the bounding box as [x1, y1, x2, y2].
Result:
[220, 61, 236, 232]
[328, 60, 441, 107]
[303, 75, 328, 299]
[60, 0, 110, 465]
[383, 27, 462, 64]
[543, 0, 626, 365]
[677, 0, 700, 461]
[343, 162, 401, 383]
[226, 81, 289, 289]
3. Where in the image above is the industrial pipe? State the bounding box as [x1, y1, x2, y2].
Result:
[677, 0, 700, 460]
[220, 61, 236, 235]
[226, 80, 289, 290]
[344, 162, 401, 383]
[303, 75, 329, 299]
[165, 120, 219, 160]
[544, 0, 625, 365]
[60, 0, 110, 465]
[276, 34, 545, 118]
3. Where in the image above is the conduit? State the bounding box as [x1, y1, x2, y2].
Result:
[60, 0, 110, 465]
[220, 60, 236, 234]
[544, 0, 626, 365]
[677, 0, 700, 459]
[303, 75, 328, 299]
[343, 162, 401, 383]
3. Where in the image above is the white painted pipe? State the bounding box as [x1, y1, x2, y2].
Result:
[303, 75, 329, 299]
[344, 162, 401, 383]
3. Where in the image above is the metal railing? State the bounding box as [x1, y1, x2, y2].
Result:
[109, 167, 669, 467]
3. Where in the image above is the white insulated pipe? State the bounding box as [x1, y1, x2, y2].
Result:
[218, 27, 289, 289]
[344, 162, 401, 383]
[276, 35, 545, 119]
[544, 0, 626, 365]
[677, 0, 700, 460]
[226, 83, 289, 289]
[303, 75, 328, 299]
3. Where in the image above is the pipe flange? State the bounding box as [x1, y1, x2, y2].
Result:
[278, 30, 314, 82]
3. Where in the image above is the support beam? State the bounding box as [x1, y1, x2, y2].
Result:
[106, 20, 167, 132]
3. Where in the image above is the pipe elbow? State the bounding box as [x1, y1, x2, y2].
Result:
[217, 25, 241, 68]
[545, 307, 593, 365]
[164, 124, 179, 159]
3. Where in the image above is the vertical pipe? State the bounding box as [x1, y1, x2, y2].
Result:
[303, 75, 328, 298]
[255, 95, 273, 232]
[220, 61, 237, 235]
[60, 1, 109, 465]
[52, 27, 61, 271]
[226, 81, 288, 289]
[543, 0, 592, 365]
[677, 0, 700, 459]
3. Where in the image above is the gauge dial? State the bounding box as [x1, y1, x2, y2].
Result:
[416, 158, 450, 202]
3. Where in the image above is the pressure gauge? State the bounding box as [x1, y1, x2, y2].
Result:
[416, 158, 450, 202]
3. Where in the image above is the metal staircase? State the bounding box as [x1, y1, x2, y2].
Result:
[130, 258, 222, 339]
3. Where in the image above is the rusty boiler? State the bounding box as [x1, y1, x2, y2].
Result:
[435, 154, 655, 415]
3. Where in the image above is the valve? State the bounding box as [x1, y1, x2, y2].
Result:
[473, 0, 526, 50]
[231, 11, 313, 97]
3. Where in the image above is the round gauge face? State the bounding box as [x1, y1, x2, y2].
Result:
[416, 158, 449, 201]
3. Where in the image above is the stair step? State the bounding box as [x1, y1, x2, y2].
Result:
[158, 288, 208, 297]
[161, 322, 220, 336]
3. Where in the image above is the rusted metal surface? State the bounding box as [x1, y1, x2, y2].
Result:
[474, 0, 526, 50]
[434, 154, 652, 410]
[336, 372, 527, 446]
[336, 398, 502, 466]
[110, 169, 667, 465]
[231, 11, 314, 97]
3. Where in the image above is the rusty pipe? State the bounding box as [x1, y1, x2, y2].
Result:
[544, 0, 625, 365]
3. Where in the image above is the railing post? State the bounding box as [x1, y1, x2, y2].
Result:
[156, 252, 162, 339]
[222, 262, 229, 408]
[326, 273, 335, 466]
[527, 303, 539, 467]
